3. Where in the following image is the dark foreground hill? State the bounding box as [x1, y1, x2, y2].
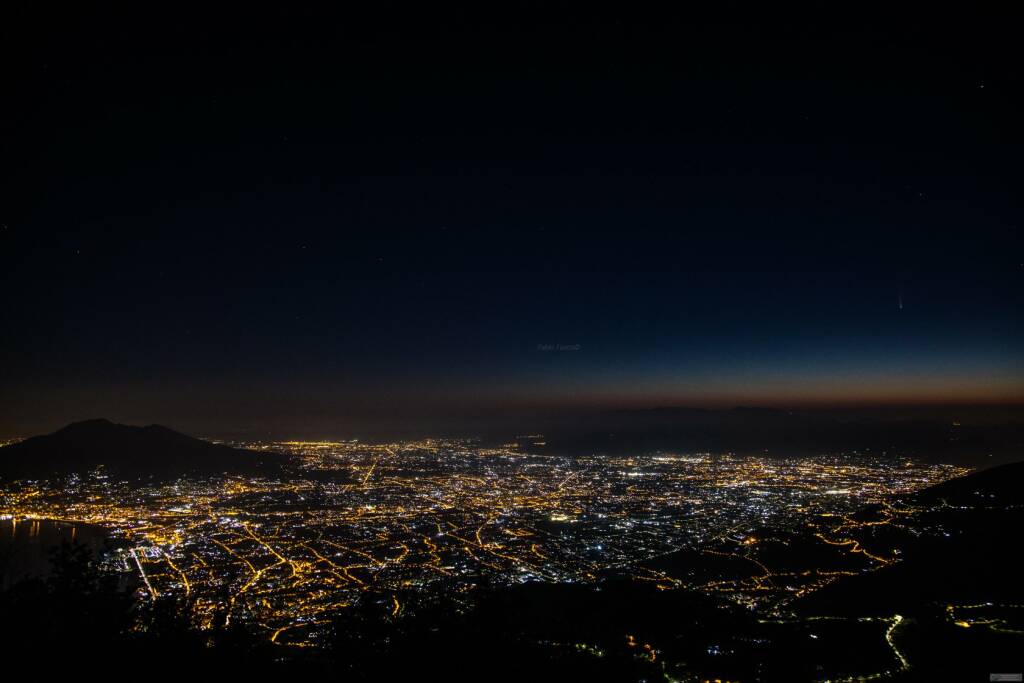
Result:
[797, 461, 1024, 614]
[793, 461, 1024, 680]
[0, 419, 290, 481]
[911, 459, 1024, 506]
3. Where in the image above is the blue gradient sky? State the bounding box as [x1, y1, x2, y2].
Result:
[2, 10, 1022, 435]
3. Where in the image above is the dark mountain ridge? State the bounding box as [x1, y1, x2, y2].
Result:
[795, 459, 1024, 615]
[779, 461, 1024, 679]
[0, 419, 290, 481]
[912, 459, 1024, 506]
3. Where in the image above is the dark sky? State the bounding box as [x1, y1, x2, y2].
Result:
[2, 6, 1022, 436]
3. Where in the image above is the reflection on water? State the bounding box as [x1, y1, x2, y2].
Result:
[0, 518, 110, 587]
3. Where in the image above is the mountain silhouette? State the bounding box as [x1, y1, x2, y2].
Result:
[0, 419, 290, 481]
[783, 461, 1024, 679]
[912, 459, 1024, 506]
[795, 461, 1024, 614]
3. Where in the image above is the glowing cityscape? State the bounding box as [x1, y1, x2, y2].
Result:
[0, 438, 972, 652]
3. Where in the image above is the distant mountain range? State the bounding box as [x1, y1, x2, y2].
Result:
[0, 419, 291, 481]
[535, 405, 1024, 466]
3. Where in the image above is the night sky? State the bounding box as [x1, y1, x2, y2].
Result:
[2, 7, 1021, 436]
